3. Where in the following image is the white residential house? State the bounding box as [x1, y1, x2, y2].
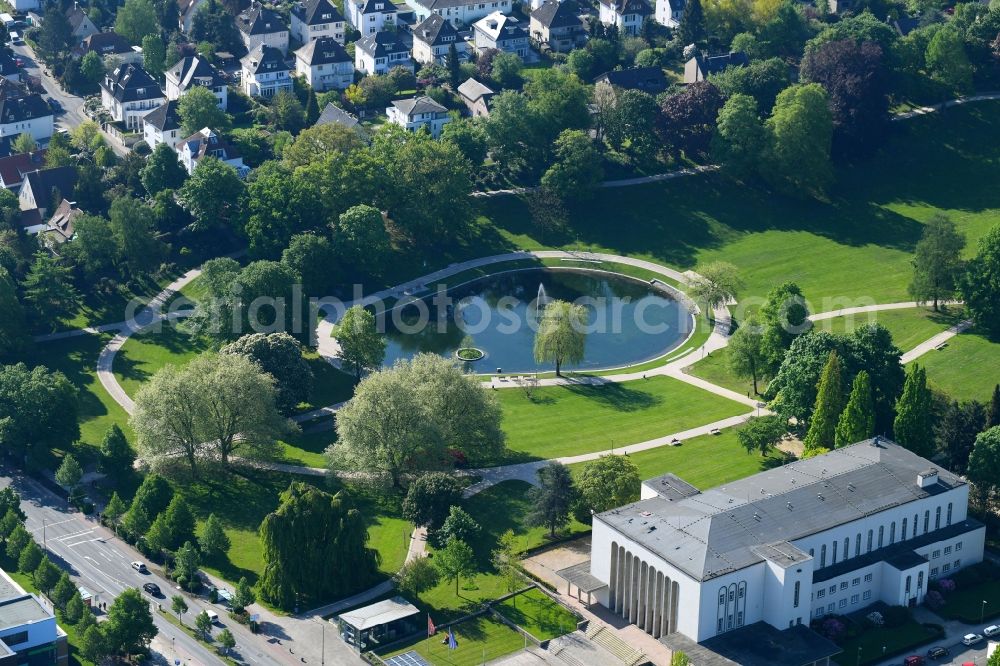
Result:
[472, 12, 527, 57]
[237, 3, 290, 55]
[100, 64, 166, 130]
[386, 96, 451, 138]
[291, 0, 346, 44]
[178, 0, 205, 33]
[241, 45, 293, 98]
[73, 31, 143, 64]
[529, 1, 587, 53]
[457, 77, 494, 117]
[142, 100, 181, 150]
[165, 56, 228, 109]
[585, 439, 985, 647]
[18, 166, 77, 219]
[176, 127, 248, 176]
[66, 5, 99, 41]
[597, 0, 651, 35]
[346, 0, 397, 34]
[654, 0, 684, 28]
[295, 37, 353, 91]
[409, 0, 512, 28]
[0, 91, 54, 142]
[354, 31, 413, 75]
[411, 14, 466, 65]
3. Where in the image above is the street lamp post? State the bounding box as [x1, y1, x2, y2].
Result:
[982, 599, 988, 624]
[321, 619, 325, 666]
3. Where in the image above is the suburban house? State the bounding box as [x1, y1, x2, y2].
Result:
[411, 14, 466, 65]
[240, 45, 293, 98]
[18, 166, 78, 219]
[237, 3, 290, 55]
[597, 0, 652, 35]
[0, 53, 19, 83]
[354, 31, 413, 75]
[457, 77, 494, 117]
[684, 50, 749, 83]
[177, 0, 205, 33]
[66, 5, 99, 40]
[315, 102, 359, 129]
[142, 100, 182, 150]
[530, 1, 587, 53]
[654, 0, 684, 27]
[74, 31, 142, 63]
[42, 199, 83, 246]
[176, 127, 248, 176]
[346, 0, 397, 35]
[100, 63, 166, 130]
[294, 37, 353, 91]
[472, 12, 528, 57]
[0, 568, 69, 664]
[0, 149, 46, 190]
[584, 438, 983, 651]
[0, 89, 54, 142]
[165, 56, 228, 109]
[595, 66, 668, 95]
[291, 0, 346, 44]
[386, 96, 451, 138]
[409, 0, 512, 28]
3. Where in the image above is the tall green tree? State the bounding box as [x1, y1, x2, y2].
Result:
[759, 282, 810, 372]
[541, 129, 603, 200]
[728, 315, 767, 395]
[334, 305, 386, 382]
[0, 267, 28, 360]
[394, 556, 440, 597]
[688, 262, 743, 317]
[99, 425, 136, 479]
[679, 0, 705, 44]
[231, 576, 255, 613]
[331, 204, 391, 277]
[434, 537, 475, 595]
[960, 225, 1000, 338]
[171, 595, 188, 623]
[115, 0, 159, 45]
[764, 83, 833, 196]
[110, 196, 165, 277]
[258, 483, 379, 610]
[281, 234, 339, 297]
[142, 35, 166, 75]
[968, 426, 1000, 509]
[491, 529, 523, 595]
[22, 252, 80, 329]
[141, 143, 187, 195]
[18, 540, 42, 573]
[935, 399, 986, 474]
[534, 300, 588, 377]
[435, 506, 480, 547]
[526, 462, 578, 538]
[0, 363, 79, 461]
[803, 351, 844, 451]
[926, 28, 973, 94]
[55, 454, 82, 490]
[894, 364, 933, 457]
[34, 556, 60, 593]
[737, 415, 787, 456]
[178, 85, 230, 136]
[79, 52, 105, 85]
[199, 513, 231, 559]
[835, 370, 874, 448]
[989, 385, 1000, 428]
[104, 588, 157, 658]
[713, 93, 768, 180]
[11, 134, 37, 155]
[909, 214, 965, 311]
[176, 157, 245, 233]
[401, 473, 464, 531]
[575, 455, 640, 519]
[38, 4, 73, 59]
[220, 332, 313, 414]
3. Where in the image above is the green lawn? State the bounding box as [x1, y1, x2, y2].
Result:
[53, 274, 171, 334]
[834, 620, 943, 666]
[278, 427, 335, 468]
[937, 578, 1000, 623]
[497, 376, 749, 460]
[812, 306, 962, 352]
[477, 102, 1000, 307]
[495, 587, 578, 641]
[569, 429, 780, 489]
[685, 348, 756, 397]
[380, 614, 527, 666]
[113, 325, 211, 397]
[918, 328, 1000, 403]
[297, 354, 356, 412]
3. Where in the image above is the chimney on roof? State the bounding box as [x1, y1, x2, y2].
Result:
[917, 469, 938, 489]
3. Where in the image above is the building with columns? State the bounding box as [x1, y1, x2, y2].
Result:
[587, 438, 985, 647]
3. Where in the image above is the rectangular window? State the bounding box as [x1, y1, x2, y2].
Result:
[944, 546, 952, 555]
[717, 619, 723, 631]
[863, 590, 872, 600]
[930, 567, 939, 578]
[932, 550, 940, 559]
[817, 589, 826, 598]
[828, 585, 836, 594]
[851, 594, 859, 604]
[956, 542, 963, 551]
[827, 603, 835, 612]
[839, 599, 847, 608]
[943, 563, 952, 573]
[852, 577, 860, 587]
[955, 559, 961, 568]
[793, 581, 800, 608]
[840, 582, 848, 591]
[0, 631, 28, 647]
[864, 573, 873, 583]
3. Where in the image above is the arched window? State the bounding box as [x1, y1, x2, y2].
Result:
[905, 575, 911, 593]
[918, 571, 924, 589]
[794, 581, 800, 608]
[832, 540, 838, 564]
[820, 544, 827, 568]
[935, 506, 941, 530]
[843, 537, 850, 560]
[947, 503, 953, 526]
[890, 522, 896, 544]
[902, 518, 908, 540]
[867, 530, 873, 552]
[924, 510, 930, 533]
[878, 525, 884, 548]
[855, 533, 861, 557]
[914, 513, 919, 536]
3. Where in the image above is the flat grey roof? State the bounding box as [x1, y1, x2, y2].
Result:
[0, 595, 52, 630]
[556, 561, 607, 594]
[695, 622, 842, 666]
[597, 439, 964, 582]
[339, 597, 419, 630]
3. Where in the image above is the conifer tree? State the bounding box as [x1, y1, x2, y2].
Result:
[894, 364, 933, 456]
[835, 370, 875, 448]
[988, 384, 1000, 428]
[803, 351, 844, 451]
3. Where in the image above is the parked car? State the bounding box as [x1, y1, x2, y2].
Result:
[984, 624, 1000, 637]
[131, 561, 149, 574]
[903, 656, 924, 666]
[142, 583, 161, 597]
[47, 98, 61, 113]
[926, 646, 948, 659]
[9, 31, 22, 45]
[962, 633, 983, 645]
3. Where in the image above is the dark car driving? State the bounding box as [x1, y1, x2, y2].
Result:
[142, 583, 161, 596]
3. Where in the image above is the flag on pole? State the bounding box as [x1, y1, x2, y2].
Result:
[427, 614, 436, 637]
[447, 627, 458, 650]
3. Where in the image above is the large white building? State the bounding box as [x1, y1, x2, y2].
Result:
[585, 439, 985, 645]
[409, 0, 512, 28]
[0, 567, 69, 665]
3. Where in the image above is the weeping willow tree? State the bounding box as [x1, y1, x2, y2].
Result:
[258, 483, 379, 610]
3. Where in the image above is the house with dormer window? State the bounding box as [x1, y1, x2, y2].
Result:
[346, 0, 397, 34]
[295, 37, 353, 91]
[387, 96, 451, 138]
[177, 128, 248, 176]
[165, 56, 228, 109]
[472, 11, 527, 57]
[292, 0, 346, 43]
[654, 0, 684, 27]
[409, 0, 511, 28]
[355, 31, 413, 75]
[142, 100, 181, 150]
[530, 1, 586, 53]
[237, 2, 290, 55]
[598, 0, 651, 35]
[411, 14, 466, 64]
[241, 45, 293, 97]
[100, 63, 166, 130]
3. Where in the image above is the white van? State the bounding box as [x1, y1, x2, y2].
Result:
[0, 14, 14, 29]
[204, 609, 219, 624]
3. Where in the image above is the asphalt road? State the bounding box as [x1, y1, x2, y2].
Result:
[0, 468, 291, 666]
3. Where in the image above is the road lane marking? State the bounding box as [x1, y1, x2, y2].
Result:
[64, 537, 103, 548]
[27, 517, 75, 532]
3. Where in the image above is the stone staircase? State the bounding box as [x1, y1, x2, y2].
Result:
[583, 625, 646, 666]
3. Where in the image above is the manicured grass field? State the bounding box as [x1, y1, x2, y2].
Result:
[834, 619, 943, 666]
[114, 325, 211, 397]
[496, 376, 749, 460]
[568, 429, 780, 490]
[684, 349, 756, 397]
[478, 102, 1000, 307]
[812, 306, 962, 352]
[937, 578, 1000, 623]
[918, 328, 1000, 403]
[381, 614, 527, 666]
[495, 587, 578, 641]
[278, 427, 335, 468]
